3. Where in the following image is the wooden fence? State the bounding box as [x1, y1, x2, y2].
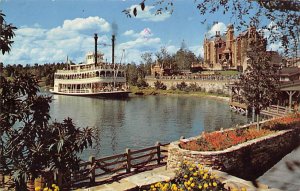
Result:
[261, 105, 291, 117]
[57, 142, 169, 188]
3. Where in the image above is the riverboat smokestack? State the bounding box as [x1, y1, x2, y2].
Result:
[94, 33, 98, 65]
[112, 34, 115, 66]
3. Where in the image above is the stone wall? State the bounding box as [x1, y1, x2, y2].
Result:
[167, 124, 300, 180]
[145, 77, 230, 95]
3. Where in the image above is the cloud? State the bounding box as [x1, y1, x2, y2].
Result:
[1, 17, 112, 64]
[62, 16, 110, 32]
[128, 5, 171, 22]
[189, 45, 204, 57]
[262, 22, 283, 53]
[207, 22, 227, 37]
[123, 30, 135, 36]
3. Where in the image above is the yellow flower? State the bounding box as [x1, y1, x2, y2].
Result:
[165, 179, 170, 183]
[151, 185, 154, 188]
[189, 167, 193, 171]
[213, 182, 217, 187]
[43, 188, 48, 191]
[193, 172, 197, 176]
[204, 183, 208, 188]
[51, 184, 56, 188]
[35, 187, 41, 191]
[189, 177, 193, 181]
[210, 175, 214, 179]
[190, 183, 195, 187]
[184, 174, 188, 179]
[241, 188, 247, 191]
[198, 185, 202, 189]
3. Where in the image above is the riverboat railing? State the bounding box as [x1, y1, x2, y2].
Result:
[56, 142, 169, 188]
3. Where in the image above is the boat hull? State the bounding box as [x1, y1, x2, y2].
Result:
[49, 90, 131, 98]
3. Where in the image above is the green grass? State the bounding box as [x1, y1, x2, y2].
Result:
[218, 70, 240, 76]
[129, 86, 229, 98]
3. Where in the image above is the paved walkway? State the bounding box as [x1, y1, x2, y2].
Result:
[77, 166, 280, 191]
[258, 144, 300, 191]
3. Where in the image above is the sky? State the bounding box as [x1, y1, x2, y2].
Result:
[0, 0, 278, 65]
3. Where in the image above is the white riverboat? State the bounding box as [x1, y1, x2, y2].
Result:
[50, 34, 130, 97]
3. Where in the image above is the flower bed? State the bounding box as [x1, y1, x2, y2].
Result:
[148, 161, 235, 191]
[167, 114, 300, 180]
[180, 114, 300, 152]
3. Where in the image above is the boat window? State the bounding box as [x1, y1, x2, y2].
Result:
[100, 71, 105, 77]
[96, 71, 100, 77]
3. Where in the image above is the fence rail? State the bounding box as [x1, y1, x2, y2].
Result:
[57, 142, 169, 188]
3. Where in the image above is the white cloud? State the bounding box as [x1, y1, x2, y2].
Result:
[1, 17, 112, 64]
[62, 17, 110, 32]
[123, 30, 135, 36]
[262, 22, 283, 53]
[128, 5, 171, 22]
[207, 22, 227, 37]
[189, 45, 203, 57]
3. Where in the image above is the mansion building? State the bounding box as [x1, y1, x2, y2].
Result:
[203, 24, 268, 71]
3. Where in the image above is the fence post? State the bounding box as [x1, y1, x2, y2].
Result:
[56, 171, 63, 189]
[0, 171, 4, 188]
[156, 142, 161, 165]
[126, 148, 131, 173]
[89, 156, 95, 184]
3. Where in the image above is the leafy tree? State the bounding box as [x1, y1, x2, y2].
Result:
[125, 0, 299, 57]
[0, 12, 17, 55]
[0, 12, 94, 190]
[0, 73, 94, 190]
[175, 48, 198, 70]
[125, 63, 139, 85]
[237, 44, 279, 128]
[141, 52, 153, 76]
[155, 47, 177, 71]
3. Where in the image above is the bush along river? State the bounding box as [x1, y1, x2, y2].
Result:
[49, 94, 248, 160]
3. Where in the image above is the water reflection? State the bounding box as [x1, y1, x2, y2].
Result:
[49, 95, 247, 160]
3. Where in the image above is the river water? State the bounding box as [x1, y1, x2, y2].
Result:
[49, 95, 248, 160]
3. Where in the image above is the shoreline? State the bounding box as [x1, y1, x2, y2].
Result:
[130, 87, 230, 102]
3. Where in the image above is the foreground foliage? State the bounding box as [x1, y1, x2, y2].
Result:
[148, 161, 230, 191]
[0, 74, 94, 190]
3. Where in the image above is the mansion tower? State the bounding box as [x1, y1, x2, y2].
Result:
[203, 24, 267, 71]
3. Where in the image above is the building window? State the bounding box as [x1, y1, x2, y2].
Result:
[219, 43, 222, 48]
[219, 54, 222, 59]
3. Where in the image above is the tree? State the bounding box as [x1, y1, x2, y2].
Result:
[0, 73, 94, 190]
[155, 47, 177, 71]
[175, 48, 198, 70]
[125, 0, 299, 57]
[125, 63, 139, 85]
[0, 12, 17, 55]
[141, 52, 153, 76]
[237, 44, 279, 128]
[0, 12, 94, 190]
